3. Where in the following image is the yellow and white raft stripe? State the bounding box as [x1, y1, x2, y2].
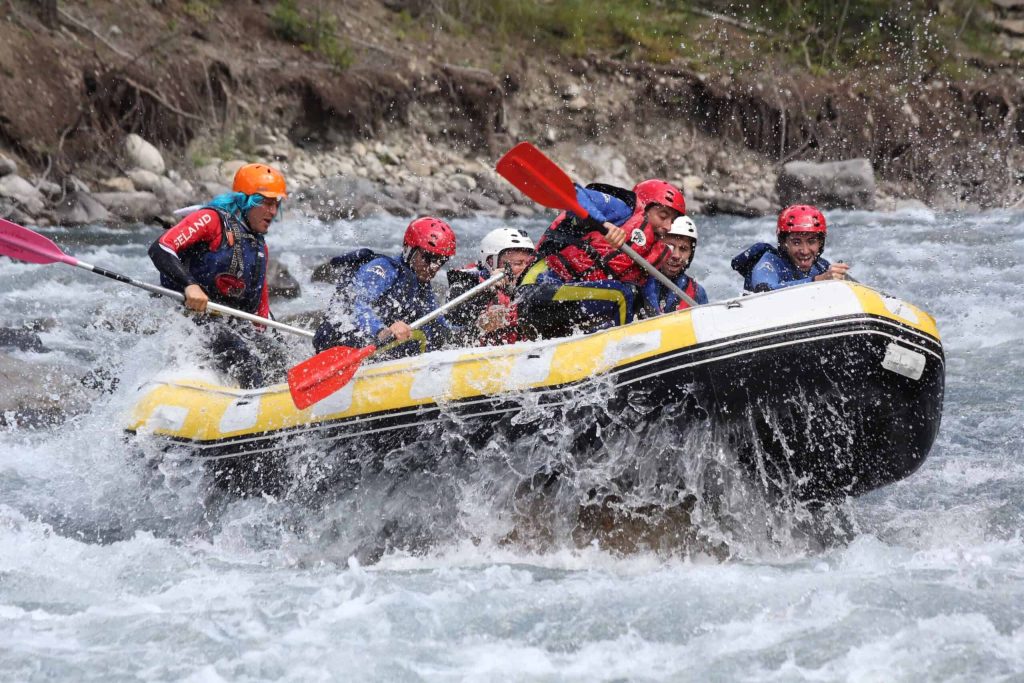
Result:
[126, 281, 940, 445]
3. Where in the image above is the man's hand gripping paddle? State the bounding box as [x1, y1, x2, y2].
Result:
[495, 141, 699, 307]
[0, 218, 313, 337]
[287, 270, 508, 410]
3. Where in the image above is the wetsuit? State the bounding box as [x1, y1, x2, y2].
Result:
[732, 242, 831, 293]
[315, 254, 451, 359]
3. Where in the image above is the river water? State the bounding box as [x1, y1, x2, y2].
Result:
[1, 208, 1022, 681]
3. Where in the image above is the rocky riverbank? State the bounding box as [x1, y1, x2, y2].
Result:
[1, 1, 1022, 230]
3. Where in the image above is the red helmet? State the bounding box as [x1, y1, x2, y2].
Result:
[403, 217, 456, 257]
[633, 179, 686, 215]
[777, 205, 827, 236]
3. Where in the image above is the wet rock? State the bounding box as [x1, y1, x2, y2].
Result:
[100, 176, 136, 193]
[267, 259, 301, 299]
[53, 191, 112, 226]
[0, 174, 46, 215]
[0, 327, 47, 352]
[0, 154, 16, 177]
[124, 133, 165, 175]
[35, 179, 61, 199]
[219, 160, 248, 186]
[694, 191, 771, 217]
[195, 162, 222, 184]
[92, 191, 161, 222]
[0, 353, 93, 428]
[455, 191, 502, 214]
[567, 144, 631, 189]
[128, 168, 162, 192]
[777, 158, 876, 210]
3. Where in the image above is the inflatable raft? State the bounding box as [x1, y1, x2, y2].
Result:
[127, 280, 944, 503]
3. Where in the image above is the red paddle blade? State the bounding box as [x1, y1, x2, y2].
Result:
[496, 142, 590, 218]
[0, 218, 77, 266]
[287, 343, 378, 410]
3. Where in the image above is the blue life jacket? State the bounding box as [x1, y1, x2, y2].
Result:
[314, 251, 450, 355]
[642, 273, 708, 314]
[159, 207, 266, 312]
[731, 242, 830, 293]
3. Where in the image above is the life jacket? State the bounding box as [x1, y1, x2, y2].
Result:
[446, 264, 520, 347]
[324, 248, 388, 288]
[731, 242, 780, 291]
[732, 242, 828, 292]
[653, 275, 700, 313]
[161, 207, 266, 312]
[535, 183, 640, 282]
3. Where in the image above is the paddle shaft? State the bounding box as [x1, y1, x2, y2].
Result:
[68, 258, 314, 339]
[379, 269, 507, 341]
[617, 238, 699, 308]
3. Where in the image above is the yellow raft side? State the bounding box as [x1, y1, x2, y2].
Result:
[127, 306, 699, 441]
[848, 283, 940, 341]
[127, 281, 940, 443]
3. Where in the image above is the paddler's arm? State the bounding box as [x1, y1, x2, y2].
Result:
[148, 209, 224, 312]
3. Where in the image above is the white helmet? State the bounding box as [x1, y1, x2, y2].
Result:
[666, 215, 698, 242]
[479, 227, 535, 268]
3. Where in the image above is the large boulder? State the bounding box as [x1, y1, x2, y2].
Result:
[53, 191, 112, 226]
[776, 159, 876, 210]
[562, 143, 632, 190]
[92, 191, 161, 222]
[0, 154, 18, 177]
[0, 174, 46, 215]
[124, 134, 165, 175]
[267, 259, 301, 299]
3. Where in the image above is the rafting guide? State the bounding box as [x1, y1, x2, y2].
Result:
[148, 163, 290, 389]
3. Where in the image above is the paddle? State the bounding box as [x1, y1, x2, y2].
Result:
[287, 269, 508, 409]
[0, 218, 314, 338]
[496, 141, 700, 307]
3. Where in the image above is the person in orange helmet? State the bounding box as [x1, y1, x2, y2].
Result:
[148, 163, 289, 388]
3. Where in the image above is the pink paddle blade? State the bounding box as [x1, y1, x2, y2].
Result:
[0, 218, 77, 266]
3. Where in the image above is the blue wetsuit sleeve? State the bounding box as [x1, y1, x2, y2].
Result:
[575, 186, 632, 225]
[351, 259, 399, 338]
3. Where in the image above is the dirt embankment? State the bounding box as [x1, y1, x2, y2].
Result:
[1, 0, 1023, 226]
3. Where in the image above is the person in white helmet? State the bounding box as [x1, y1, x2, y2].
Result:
[641, 215, 708, 315]
[447, 227, 536, 345]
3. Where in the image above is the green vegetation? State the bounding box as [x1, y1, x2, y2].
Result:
[271, 0, 353, 70]
[422, 0, 1000, 74]
[183, 0, 218, 23]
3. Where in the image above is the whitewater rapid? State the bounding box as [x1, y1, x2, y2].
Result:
[1, 209, 1022, 680]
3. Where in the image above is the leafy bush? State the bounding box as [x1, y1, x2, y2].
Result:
[271, 0, 353, 70]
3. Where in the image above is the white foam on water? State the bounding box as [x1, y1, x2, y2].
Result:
[1, 211, 1023, 680]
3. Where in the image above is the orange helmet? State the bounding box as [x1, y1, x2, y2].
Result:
[233, 163, 287, 199]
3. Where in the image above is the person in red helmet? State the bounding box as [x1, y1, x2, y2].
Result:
[523, 178, 687, 287]
[148, 162, 288, 388]
[314, 217, 457, 358]
[513, 178, 686, 339]
[731, 204, 851, 292]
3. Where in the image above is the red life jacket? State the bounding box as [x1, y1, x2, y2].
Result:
[540, 211, 666, 284]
